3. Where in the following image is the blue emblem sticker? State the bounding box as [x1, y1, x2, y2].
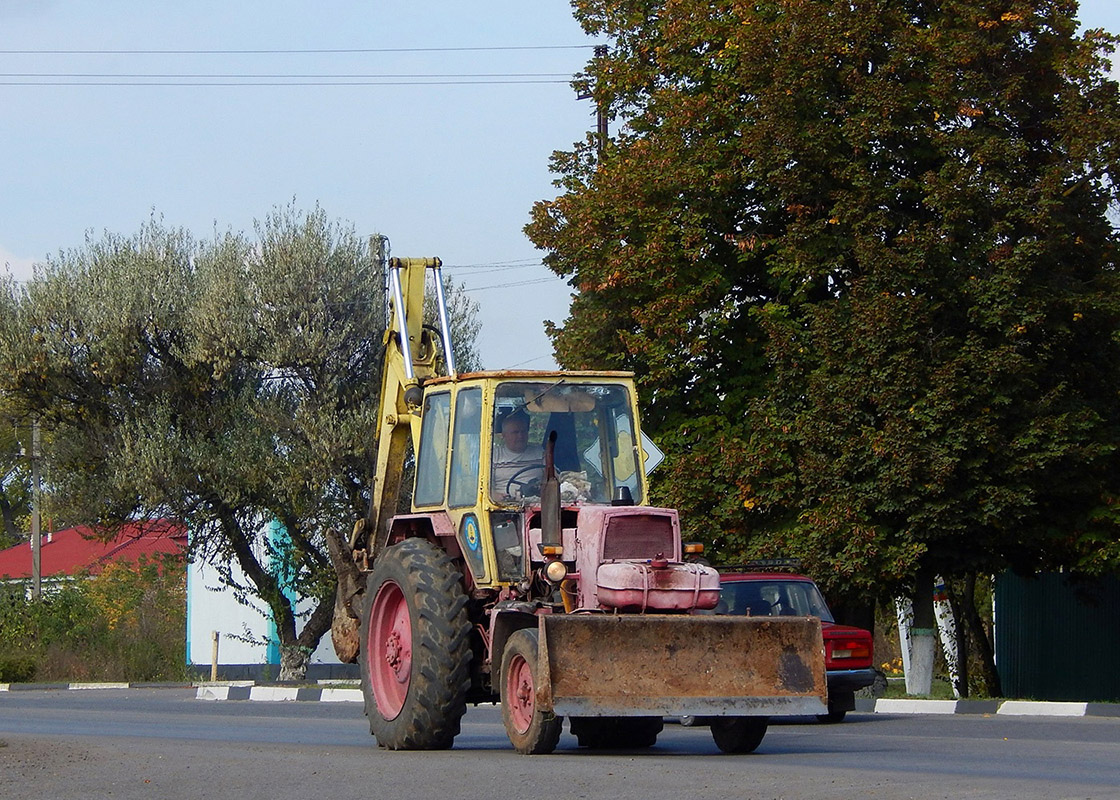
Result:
[464, 515, 480, 551]
[459, 514, 486, 581]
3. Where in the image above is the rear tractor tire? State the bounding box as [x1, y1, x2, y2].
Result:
[710, 717, 768, 754]
[360, 538, 472, 750]
[500, 629, 563, 754]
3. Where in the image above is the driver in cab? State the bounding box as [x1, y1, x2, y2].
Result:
[491, 409, 544, 500]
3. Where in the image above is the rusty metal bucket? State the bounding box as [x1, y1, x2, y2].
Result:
[534, 614, 827, 718]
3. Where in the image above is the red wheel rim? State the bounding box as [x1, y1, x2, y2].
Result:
[368, 580, 411, 720]
[506, 653, 535, 735]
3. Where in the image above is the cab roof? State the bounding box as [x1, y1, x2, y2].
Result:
[424, 369, 635, 386]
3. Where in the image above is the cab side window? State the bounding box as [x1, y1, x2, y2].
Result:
[414, 392, 451, 507]
[449, 387, 482, 507]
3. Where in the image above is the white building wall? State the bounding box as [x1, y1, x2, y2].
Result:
[186, 537, 343, 672]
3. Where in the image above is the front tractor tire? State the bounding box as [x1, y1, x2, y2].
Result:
[360, 538, 472, 750]
[500, 629, 562, 754]
[710, 717, 768, 754]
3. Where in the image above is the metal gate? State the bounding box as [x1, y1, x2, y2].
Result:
[995, 571, 1120, 702]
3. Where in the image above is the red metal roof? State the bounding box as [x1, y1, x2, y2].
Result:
[0, 519, 187, 580]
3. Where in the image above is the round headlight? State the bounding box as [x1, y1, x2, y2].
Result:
[544, 560, 568, 584]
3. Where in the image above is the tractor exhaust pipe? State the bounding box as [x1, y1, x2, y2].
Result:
[541, 431, 561, 547]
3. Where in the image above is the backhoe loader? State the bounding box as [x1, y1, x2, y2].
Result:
[328, 257, 827, 754]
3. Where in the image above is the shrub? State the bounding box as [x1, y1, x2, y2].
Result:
[0, 656, 36, 682]
[0, 553, 189, 682]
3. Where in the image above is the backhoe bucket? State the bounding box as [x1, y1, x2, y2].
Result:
[535, 614, 827, 718]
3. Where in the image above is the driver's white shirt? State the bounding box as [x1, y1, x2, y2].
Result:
[491, 443, 544, 497]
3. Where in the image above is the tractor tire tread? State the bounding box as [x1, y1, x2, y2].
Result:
[361, 538, 472, 750]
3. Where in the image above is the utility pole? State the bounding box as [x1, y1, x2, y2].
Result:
[374, 234, 390, 326]
[594, 45, 608, 156]
[579, 45, 609, 158]
[30, 417, 41, 600]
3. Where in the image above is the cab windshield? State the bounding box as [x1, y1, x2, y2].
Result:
[490, 381, 643, 505]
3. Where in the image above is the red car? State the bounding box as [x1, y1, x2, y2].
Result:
[716, 570, 876, 722]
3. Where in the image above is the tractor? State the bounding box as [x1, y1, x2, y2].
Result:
[328, 257, 827, 754]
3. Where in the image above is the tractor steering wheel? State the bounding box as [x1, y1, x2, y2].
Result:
[505, 464, 544, 496]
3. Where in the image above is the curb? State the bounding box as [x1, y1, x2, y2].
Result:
[855, 697, 1119, 718]
[3, 681, 1116, 718]
[1, 681, 196, 692]
[197, 686, 1116, 718]
[195, 683, 363, 703]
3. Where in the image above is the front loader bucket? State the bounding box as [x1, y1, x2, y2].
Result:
[535, 614, 827, 718]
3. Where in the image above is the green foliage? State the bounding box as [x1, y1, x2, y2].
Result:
[0, 398, 31, 549]
[529, 1, 1120, 600]
[0, 655, 36, 683]
[0, 554, 188, 682]
[0, 204, 482, 674]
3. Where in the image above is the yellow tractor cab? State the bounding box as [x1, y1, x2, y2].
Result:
[405, 372, 659, 591]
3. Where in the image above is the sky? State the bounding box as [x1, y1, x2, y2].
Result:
[0, 1, 597, 370]
[2, 1, 1119, 371]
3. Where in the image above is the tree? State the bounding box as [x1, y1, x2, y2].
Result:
[529, 1, 1120, 692]
[0, 205, 480, 679]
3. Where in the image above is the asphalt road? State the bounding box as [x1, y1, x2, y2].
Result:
[1, 688, 1118, 800]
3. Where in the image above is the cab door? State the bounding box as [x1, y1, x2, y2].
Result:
[445, 386, 495, 584]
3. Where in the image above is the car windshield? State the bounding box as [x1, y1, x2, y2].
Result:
[491, 380, 642, 505]
[720, 579, 835, 622]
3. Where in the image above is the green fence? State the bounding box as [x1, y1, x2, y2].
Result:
[995, 571, 1120, 702]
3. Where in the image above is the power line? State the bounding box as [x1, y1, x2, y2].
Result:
[0, 45, 596, 55]
[0, 70, 573, 88]
[5, 268, 565, 294]
[444, 260, 545, 276]
[0, 78, 570, 87]
[464, 277, 561, 292]
[7, 258, 549, 274]
[504, 353, 557, 368]
[0, 72, 572, 80]
[444, 258, 543, 268]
